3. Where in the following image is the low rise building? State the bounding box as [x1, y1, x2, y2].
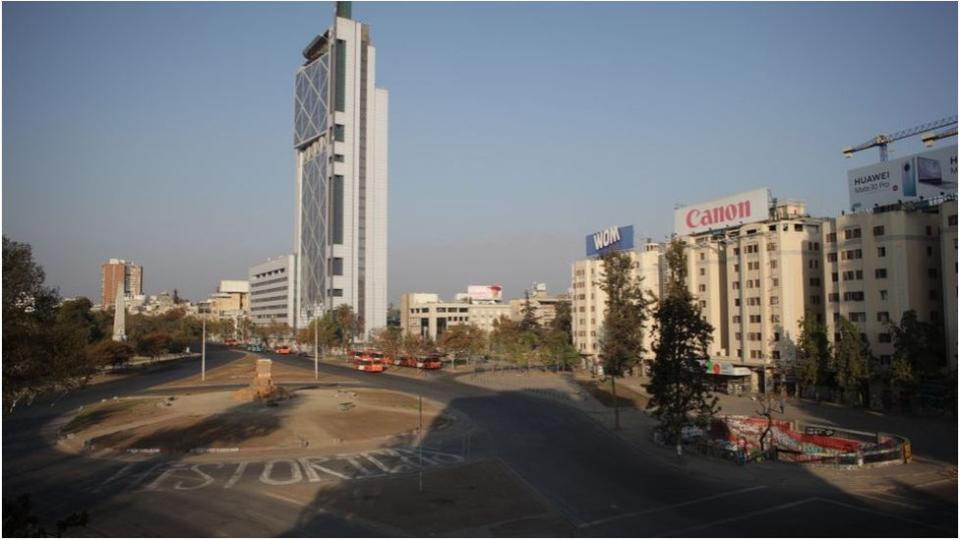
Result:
[248, 255, 296, 327]
[399, 292, 510, 340]
[507, 284, 570, 328]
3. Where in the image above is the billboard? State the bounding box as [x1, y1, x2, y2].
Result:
[585, 225, 635, 257]
[466, 285, 502, 302]
[848, 145, 957, 211]
[674, 188, 771, 236]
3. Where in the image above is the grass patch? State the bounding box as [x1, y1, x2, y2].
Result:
[61, 398, 163, 435]
[575, 379, 649, 409]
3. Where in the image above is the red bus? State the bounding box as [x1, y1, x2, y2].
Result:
[417, 355, 443, 370]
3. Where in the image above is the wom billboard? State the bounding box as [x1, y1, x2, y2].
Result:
[674, 188, 771, 236]
[848, 145, 957, 211]
[585, 225, 635, 257]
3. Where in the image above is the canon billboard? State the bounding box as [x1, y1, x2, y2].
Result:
[848, 145, 957, 211]
[466, 285, 503, 302]
[674, 188, 771, 236]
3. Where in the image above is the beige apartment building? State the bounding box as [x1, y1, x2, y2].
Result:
[822, 203, 945, 367]
[570, 242, 664, 370]
[941, 199, 958, 370]
[677, 200, 826, 393]
[399, 293, 511, 341]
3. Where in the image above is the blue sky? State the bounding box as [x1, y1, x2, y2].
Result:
[3, 1, 957, 304]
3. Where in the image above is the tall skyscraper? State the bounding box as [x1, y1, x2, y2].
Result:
[101, 258, 143, 308]
[293, 1, 388, 334]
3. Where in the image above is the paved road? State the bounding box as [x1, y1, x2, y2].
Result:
[3, 348, 956, 537]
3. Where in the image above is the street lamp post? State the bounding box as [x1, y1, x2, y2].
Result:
[201, 315, 206, 382]
[314, 315, 319, 381]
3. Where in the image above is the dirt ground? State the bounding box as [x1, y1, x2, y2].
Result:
[574, 377, 650, 409]
[302, 459, 572, 536]
[155, 354, 351, 388]
[61, 398, 169, 435]
[65, 388, 450, 453]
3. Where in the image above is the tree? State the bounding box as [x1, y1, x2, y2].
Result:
[646, 240, 718, 453]
[519, 291, 540, 333]
[889, 310, 946, 385]
[833, 316, 870, 405]
[58, 297, 103, 343]
[795, 315, 831, 398]
[3, 237, 98, 413]
[371, 326, 404, 360]
[550, 299, 572, 343]
[297, 314, 338, 355]
[489, 316, 524, 365]
[3, 493, 88, 537]
[332, 304, 359, 354]
[439, 324, 487, 367]
[542, 328, 579, 372]
[136, 332, 172, 358]
[402, 332, 435, 357]
[598, 250, 651, 430]
[87, 340, 135, 368]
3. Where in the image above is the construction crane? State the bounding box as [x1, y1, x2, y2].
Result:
[842, 115, 958, 161]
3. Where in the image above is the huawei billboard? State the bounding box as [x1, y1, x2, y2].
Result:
[674, 188, 771, 236]
[848, 145, 957, 211]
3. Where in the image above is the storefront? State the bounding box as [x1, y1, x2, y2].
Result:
[703, 359, 753, 395]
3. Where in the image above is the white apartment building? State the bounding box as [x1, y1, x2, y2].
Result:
[822, 203, 944, 367]
[400, 294, 511, 341]
[570, 241, 664, 369]
[293, 3, 388, 335]
[941, 199, 957, 370]
[248, 255, 296, 328]
[507, 285, 569, 328]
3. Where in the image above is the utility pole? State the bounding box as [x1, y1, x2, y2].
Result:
[314, 317, 319, 381]
[418, 395, 424, 493]
[201, 315, 206, 382]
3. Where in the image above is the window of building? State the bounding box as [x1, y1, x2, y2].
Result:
[950, 215, 958, 226]
[699, 252, 705, 261]
[927, 246, 934, 257]
[769, 259, 778, 269]
[334, 124, 345, 142]
[331, 175, 344, 244]
[732, 282, 740, 289]
[769, 296, 779, 305]
[772, 350, 781, 360]
[794, 224, 803, 231]
[766, 243, 776, 251]
[843, 291, 865, 302]
[334, 154, 345, 162]
[828, 293, 839, 302]
[876, 246, 886, 258]
[878, 333, 891, 344]
[880, 290, 888, 300]
[873, 226, 885, 236]
[850, 312, 866, 322]
[844, 228, 862, 240]
[771, 278, 779, 287]
[698, 284, 706, 293]
[925, 226, 933, 236]
[827, 253, 838, 262]
[328, 288, 344, 297]
[749, 315, 761, 323]
[929, 290, 938, 300]
[931, 311, 940, 321]
[734, 299, 741, 307]
[771, 314, 781, 324]
[877, 312, 889, 322]
[733, 248, 740, 256]
[809, 277, 820, 286]
[769, 225, 776, 232]
[733, 315, 742, 323]
[733, 264, 740, 273]
[809, 295, 821, 305]
[826, 232, 837, 243]
[831, 272, 838, 282]
[699, 300, 706, 308]
[928, 268, 938, 278]
[875, 268, 887, 279]
[809, 259, 819, 269]
[699, 267, 705, 276]
[335, 40, 347, 112]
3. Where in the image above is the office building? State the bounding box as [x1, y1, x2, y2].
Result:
[401, 297, 511, 341]
[205, 280, 250, 319]
[248, 255, 296, 327]
[293, 1, 388, 335]
[399, 293, 439, 336]
[100, 258, 143, 308]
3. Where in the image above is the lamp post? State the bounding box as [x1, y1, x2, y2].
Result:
[314, 315, 319, 381]
[201, 314, 206, 382]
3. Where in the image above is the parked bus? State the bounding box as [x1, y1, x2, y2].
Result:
[353, 351, 385, 373]
[417, 354, 444, 370]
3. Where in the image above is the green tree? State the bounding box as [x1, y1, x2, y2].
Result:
[332, 304, 359, 354]
[795, 315, 831, 398]
[371, 326, 404, 361]
[833, 316, 870, 405]
[297, 314, 339, 355]
[58, 297, 103, 343]
[542, 328, 579, 372]
[3, 237, 97, 413]
[598, 250, 651, 430]
[519, 291, 540, 333]
[136, 332, 172, 358]
[889, 310, 946, 383]
[646, 240, 718, 452]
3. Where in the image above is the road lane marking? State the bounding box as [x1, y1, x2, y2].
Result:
[849, 492, 923, 510]
[93, 463, 135, 493]
[224, 461, 252, 489]
[579, 485, 769, 528]
[654, 498, 817, 537]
